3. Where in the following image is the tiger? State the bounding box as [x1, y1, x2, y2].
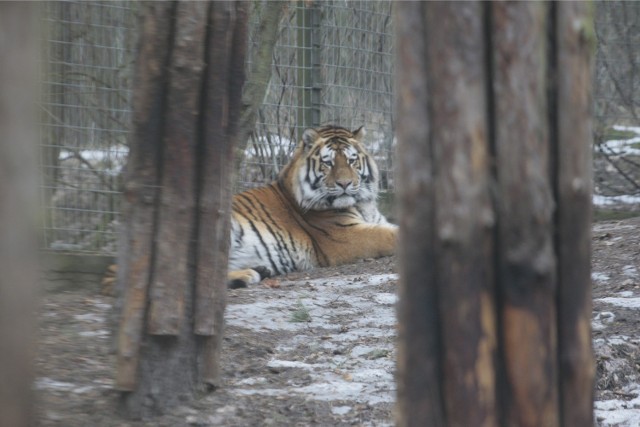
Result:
[228, 125, 397, 288]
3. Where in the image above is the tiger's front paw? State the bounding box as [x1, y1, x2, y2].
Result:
[227, 266, 271, 289]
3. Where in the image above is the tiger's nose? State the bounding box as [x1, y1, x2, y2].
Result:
[336, 179, 352, 189]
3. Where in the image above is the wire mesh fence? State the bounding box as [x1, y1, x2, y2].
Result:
[593, 0, 640, 203]
[39, 1, 639, 255]
[239, 1, 395, 191]
[40, 1, 135, 253]
[40, 0, 395, 254]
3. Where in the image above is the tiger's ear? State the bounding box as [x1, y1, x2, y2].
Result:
[352, 126, 366, 142]
[302, 128, 320, 150]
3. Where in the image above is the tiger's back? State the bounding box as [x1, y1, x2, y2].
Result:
[228, 125, 397, 288]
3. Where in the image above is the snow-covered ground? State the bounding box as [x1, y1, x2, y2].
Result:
[225, 274, 398, 411]
[592, 216, 640, 427]
[224, 266, 640, 426]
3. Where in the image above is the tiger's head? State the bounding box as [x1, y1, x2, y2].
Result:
[278, 125, 380, 212]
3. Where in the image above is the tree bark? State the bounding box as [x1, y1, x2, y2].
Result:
[116, 2, 248, 418]
[396, 2, 594, 426]
[395, 3, 444, 425]
[233, 1, 285, 174]
[555, 3, 596, 425]
[426, 3, 497, 426]
[0, 3, 39, 427]
[491, 4, 559, 426]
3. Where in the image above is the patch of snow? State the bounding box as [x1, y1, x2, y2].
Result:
[332, 327, 394, 342]
[595, 388, 640, 427]
[592, 272, 611, 283]
[594, 335, 639, 347]
[71, 385, 95, 394]
[35, 377, 102, 394]
[601, 126, 640, 157]
[613, 125, 640, 134]
[600, 137, 640, 157]
[331, 406, 352, 415]
[34, 378, 75, 391]
[355, 313, 396, 327]
[592, 312, 616, 332]
[59, 148, 128, 162]
[235, 369, 394, 405]
[244, 136, 295, 159]
[350, 367, 392, 383]
[267, 360, 316, 370]
[623, 265, 639, 278]
[374, 293, 397, 305]
[234, 377, 267, 386]
[78, 330, 109, 338]
[59, 148, 128, 176]
[593, 194, 640, 206]
[350, 345, 379, 358]
[256, 350, 395, 405]
[598, 297, 640, 309]
[73, 313, 104, 323]
[91, 302, 112, 311]
[618, 291, 635, 298]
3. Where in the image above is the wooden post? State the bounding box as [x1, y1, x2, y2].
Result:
[555, 3, 596, 426]
[115, 2, 175, 393]
[492, 3, 559, 426]
[0, 3, 39, 427]
[396, 2, 595, 426]
[194, 1, 248, 386]
[116, 2, 248, 418]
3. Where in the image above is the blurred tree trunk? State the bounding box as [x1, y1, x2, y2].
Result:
[0, 3, 39, 427]
[115, 2, 248, 418]
[395, 2, 595, 426]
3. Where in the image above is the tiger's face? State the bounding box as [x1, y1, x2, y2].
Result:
[280, 126, 380, 212]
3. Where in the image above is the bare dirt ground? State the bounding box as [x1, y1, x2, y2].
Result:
[35, 216, 640, 427]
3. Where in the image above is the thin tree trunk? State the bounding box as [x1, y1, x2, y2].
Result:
[395, 2, 595, 426]
[0, 3, 39, 427]
[116, 2, 248, 418]
[234, 0, 285, 174]
[555, 3, 596, 425]
[395, 2, 444, 425]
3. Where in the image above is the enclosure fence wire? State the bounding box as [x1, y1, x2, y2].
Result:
[241, 1, 395, 193]
[40, 1, 636, 255]
[593, 0, 640, 201]
[40, 1, 136, 254]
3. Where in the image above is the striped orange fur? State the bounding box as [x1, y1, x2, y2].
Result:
[228, 125, 397, 288]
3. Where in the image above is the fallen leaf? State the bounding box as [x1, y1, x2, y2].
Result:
[262, 278, 281, 288]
